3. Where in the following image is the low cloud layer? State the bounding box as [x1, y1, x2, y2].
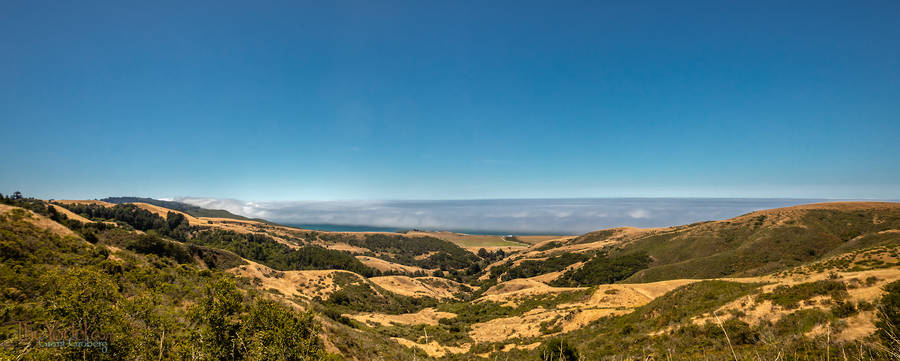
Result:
[175, 198, 833, 234]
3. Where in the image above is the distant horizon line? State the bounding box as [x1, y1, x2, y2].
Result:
[281, 222, 572, 236]
[165, 196, 900, 202]
[166, 196, 897, 202]
[32, 195, 900, 234]
[25, 195, 896, 206]
[20, 194, 899, 204]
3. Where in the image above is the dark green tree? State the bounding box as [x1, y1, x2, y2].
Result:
[477, 248, 489, 258]
[166, 211, 187, 230]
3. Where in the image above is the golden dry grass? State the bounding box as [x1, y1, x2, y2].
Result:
[325, 242, 370, 253]
[348, 307, 455, 327]
[461, 263, 900, 349]
[515, 235, 572, 245]
[131, 203, 203, 224]
[38, 199, 900, 357]
[669, 267, 900, 343]
[469, 278, 700, 344]
[1, 204, 76, 237]
[483, 278, 583, 298]
[510, 202, 900, 281]
[47, 205, 94, 224]
[229, 260, 363, 300]
[355, 256, 426, 274]
[368, 276, 466, 299]
[468, 305, 629, 343]
[197, 216, 266, 225]
[463, 245, 527, 255]
[391, 337, 471, 358]
[761, 201, 900, 213]
[58, 200, 309, 248]
[53, 200, 115, 207]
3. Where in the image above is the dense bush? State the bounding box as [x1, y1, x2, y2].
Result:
[324, 273, 438, 314]
[719, 319, 759, 345]
[774, 309, 831, 336]
[47, 205, 114, 242]
[877, 280, 900, 347]
[342, 233, 481, 270]
[187, 244, 245, 270]
[60, 203, 168, 232]
[550, 251, 651, 286]
[537, 338, 579, 361]
[0, 192, 49, 215]
[191, 229, 376, 276]
[57, 202, 193, 241]
[326, 283, 438, 315]
[501, 252, 590, 281]
[0, 209, 336, 360]
[189, 279, 332, 360]
[757, 280, 847, 309]
[477, 247, 506, 262]
[59, 202, 372, 275]
[126, 234, 192, 264]
[831, 300, 858, 318]
[615, 207, 900, 283]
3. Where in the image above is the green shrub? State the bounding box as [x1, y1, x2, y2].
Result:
[188, 279, 332, 360]
[706, 318, 758, 345]
[537, 338, 579, 361]
[502, 252, 590, 281]
[877, 280, 900, 347]
[325, 279, 438, 315]
[345, 233, 480, 270]
[551, 251, 651, 286]
[774, 309, 831, 336]
[539, 319, 562, 334]
[831, 300, 858, 318]
[126, 234, 192, 264]
[858, 300, 875, 311]
[757, 280, 848, 309]
[191, 229, 376, 276]
[0, 209, 340, 360]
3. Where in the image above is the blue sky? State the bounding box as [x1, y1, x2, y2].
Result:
[1, 0, 898, 201]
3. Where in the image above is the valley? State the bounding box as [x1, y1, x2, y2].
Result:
[1, 196, 899, 360]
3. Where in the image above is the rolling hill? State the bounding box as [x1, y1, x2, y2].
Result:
[101, 196, 271, 223]
[2, 195, 900, 360]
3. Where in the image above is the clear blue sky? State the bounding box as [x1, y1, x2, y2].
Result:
[1, 0, 898, 201]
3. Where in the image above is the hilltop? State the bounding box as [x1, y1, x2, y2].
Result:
[1, 195, 900, 360]
[101, 196, 272, 223]
[500, 201, 900, 284]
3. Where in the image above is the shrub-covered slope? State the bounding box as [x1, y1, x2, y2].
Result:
[536, 202, 900, 284]
[0, 204, 337, 360]
[102, 196, 268, 222]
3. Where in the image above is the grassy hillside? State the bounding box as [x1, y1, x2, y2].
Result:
[627, 203, 900, 282]
[0, 204, 336, 360]
[0, 196, 436, 360]
[102, 196, 271, 223]
[525, 202, 900, 284]
[4, 194, 900, 360]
